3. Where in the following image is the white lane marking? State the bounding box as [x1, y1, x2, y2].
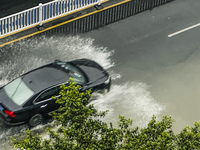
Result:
[168, 22, 200, 37]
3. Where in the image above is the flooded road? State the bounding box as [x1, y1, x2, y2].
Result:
[1, 0, 200, 149]
[80, 0, 200, 132]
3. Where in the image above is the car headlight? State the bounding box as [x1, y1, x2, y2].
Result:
[104, 76, 111, 84]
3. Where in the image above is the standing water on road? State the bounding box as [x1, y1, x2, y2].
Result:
[0, 35, 164, 149]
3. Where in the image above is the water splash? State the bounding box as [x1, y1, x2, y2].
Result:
[0, 35, 118, 84]
[91, 82, 165, 128]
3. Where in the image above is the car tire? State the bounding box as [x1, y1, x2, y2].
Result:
[29, 113, 43, 127]
[98, 88, 109, 94]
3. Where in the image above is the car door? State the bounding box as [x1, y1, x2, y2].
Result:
[32, 86, 61, 117]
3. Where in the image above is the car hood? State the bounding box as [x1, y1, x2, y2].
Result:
[79, 65, 106, 84]
[70, 59, 108, 84]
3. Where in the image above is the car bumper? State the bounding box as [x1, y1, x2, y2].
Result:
[104, 76, 111, 92]
[0, 112, 25, 126]
[96, 78, 111, 93]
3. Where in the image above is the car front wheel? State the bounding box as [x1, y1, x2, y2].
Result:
[29, 113, 43, 127]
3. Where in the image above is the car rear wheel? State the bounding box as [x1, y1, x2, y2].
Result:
[29, 113, 43, 127]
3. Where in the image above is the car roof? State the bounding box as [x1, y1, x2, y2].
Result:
[22, 63, 69, 93]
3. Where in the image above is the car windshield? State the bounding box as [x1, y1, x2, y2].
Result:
[4, 77, 34, 106]
[56, 62, 86, 84]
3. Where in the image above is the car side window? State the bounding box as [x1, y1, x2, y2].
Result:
[35, 86, 59, 103]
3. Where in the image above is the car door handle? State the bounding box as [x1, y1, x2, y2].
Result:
[40, 104, 47, 108]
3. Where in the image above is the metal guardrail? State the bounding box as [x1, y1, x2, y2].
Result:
[0, 0, 101, 36]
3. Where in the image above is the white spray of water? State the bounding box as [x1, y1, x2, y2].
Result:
[91, 82, 165, 128]
[0, 35, 118, 85]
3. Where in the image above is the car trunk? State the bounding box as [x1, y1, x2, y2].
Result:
[0, 89, 19, 111]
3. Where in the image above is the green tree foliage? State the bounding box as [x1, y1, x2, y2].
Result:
[11, 79, 200, 150]
[121, 115, 176, 150]
[176, 121, 200, 150]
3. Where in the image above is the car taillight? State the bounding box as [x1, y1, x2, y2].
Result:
[4, 109, 16, 117]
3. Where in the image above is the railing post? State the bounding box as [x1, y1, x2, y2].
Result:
[39, 3, 43, 26]
[98, 0, 101, 6]
[95, 0, 103, 10]
[37, 3, 45, 31]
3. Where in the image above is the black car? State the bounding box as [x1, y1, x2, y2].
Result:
[0, 59, 111, 127]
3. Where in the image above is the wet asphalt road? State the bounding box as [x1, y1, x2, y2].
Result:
[1, 0, 200, 134]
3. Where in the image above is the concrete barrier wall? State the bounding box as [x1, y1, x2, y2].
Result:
[44, 0, 174, 34]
